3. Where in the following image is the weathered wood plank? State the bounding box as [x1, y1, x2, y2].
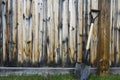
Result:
[62, 0, 69, 66]
[28, 0, 33, 63]
[117, 0, 120, 65]
[115, 0, 119, 65]
[32, 0, 39, 64]
[38, 0, 43, 63]
[22, 0, 27, 62]
[98, 0, 110, 75]
[82, 0, 87, 63]
[110, 0, 113, 66]
[47, 0, 55, 64]
[77, 0, 82, 63]
[41, 0, 47, 63]
[91, 0, 98, 65]
[69, 0, 76, 63]
[53, 0, 59, 63]
[31, 0, 35, 63]
[111, 0, 115, 66]
[2, 0, 7, 62]
[0, 0, 3, 66]
[22, 0, 31, 63]
[6, 0, 12, 63]
[86, 0, 91, 64]
[58, 0, 63, 64]
[12, 0, 17, 64]
[113, 0, 118, 66]
[17, 0, 23, 63]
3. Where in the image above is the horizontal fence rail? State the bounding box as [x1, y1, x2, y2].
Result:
[0, 0, 120, 67]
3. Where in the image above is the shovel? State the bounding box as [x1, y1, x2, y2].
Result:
[75, 9, 100, 80]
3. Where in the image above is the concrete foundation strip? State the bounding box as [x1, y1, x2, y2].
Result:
[0, 67, 119, 76]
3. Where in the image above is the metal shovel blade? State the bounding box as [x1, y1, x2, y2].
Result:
[75, 63, 90, 80]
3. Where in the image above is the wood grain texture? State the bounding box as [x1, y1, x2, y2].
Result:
[0, 0, 119, 67]
[98, 0, 110, 76]
[62, 0, 69, 66]
[32, 0, 39, 63]
[69, 0, 76, 63]
[117, 0, 120, 66]
[2, 0, 7, 62]
[91, 0, 98, 65]
[17, 0, 23, 63]
[0, 0, 3, 66]
[77, 0, 82, 63]
[12, 0, 17, 60]
[38, 0, 43, 63]
[54, 0, 59, 63]
[47, 0, 54, 63]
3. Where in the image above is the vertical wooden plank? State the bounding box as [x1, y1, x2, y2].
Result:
[98, 0, 110, 76]
[2, 0, 7, 63]
[58, 0, 63, 65]
[46, 0, 50, 63]
[62, 0, 69, 66]
[117, 0, 120, 66]
[91, 0, 98, 65]
[86, 0, 91, 64]
[111, 0, 115, 66]
[6, 0, 11, 63]
[38, 0, 43, 63]
[32, 0, 39, 64]
[17, 0, 23, 63]
[41, 0, 47, 63]
[53, 0, 59, 63]
[31, 0, 35, 64]
[82, 0, 87, 63]
[115, 0, 119, 65]
[110, 0, 113, 66]
[22, 0, 32, 63]
[11, 0, 17, 65]
[69, 0, 76, 63]
[0, 0, 3, 66]
[22, 0, 27, 63]
[77, 0, 82, 63]
[47, 0, 51, 63]
[114, 0, 118, 66]
[28, 0, 33, 64]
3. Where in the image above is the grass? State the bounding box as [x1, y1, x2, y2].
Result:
[0, 74, 76, 80]
[89, 74, 120, 80]
[0, 74, 120, 80]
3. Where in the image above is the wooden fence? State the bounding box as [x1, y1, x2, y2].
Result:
[0, 0, 120, 67]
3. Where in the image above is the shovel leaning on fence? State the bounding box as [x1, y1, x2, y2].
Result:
[75, 9, 100, 80]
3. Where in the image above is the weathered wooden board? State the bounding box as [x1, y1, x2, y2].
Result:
[42, 0, 47, 63]
[77, 0, 82, 63]
[11, 0, 17, 65]
[47, 0, 54, 64]
[117, 0, 120, 66]
[62, 0, 69, 66]
[38, 0, 43, 63]
[98, 0, 110, 76]
[17, 0, 23, 63]
[32, 0, 39, 63]
[91, 0, 98, 66]
[0, 0, 3, 66]
[2, 0, 7, 63]
[69, 0, 76, 63]
[110, 0, 113, 66]
[58, 0, 63, 65]
[54, 0, 59, 64]
[111, 0, 116, 66]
